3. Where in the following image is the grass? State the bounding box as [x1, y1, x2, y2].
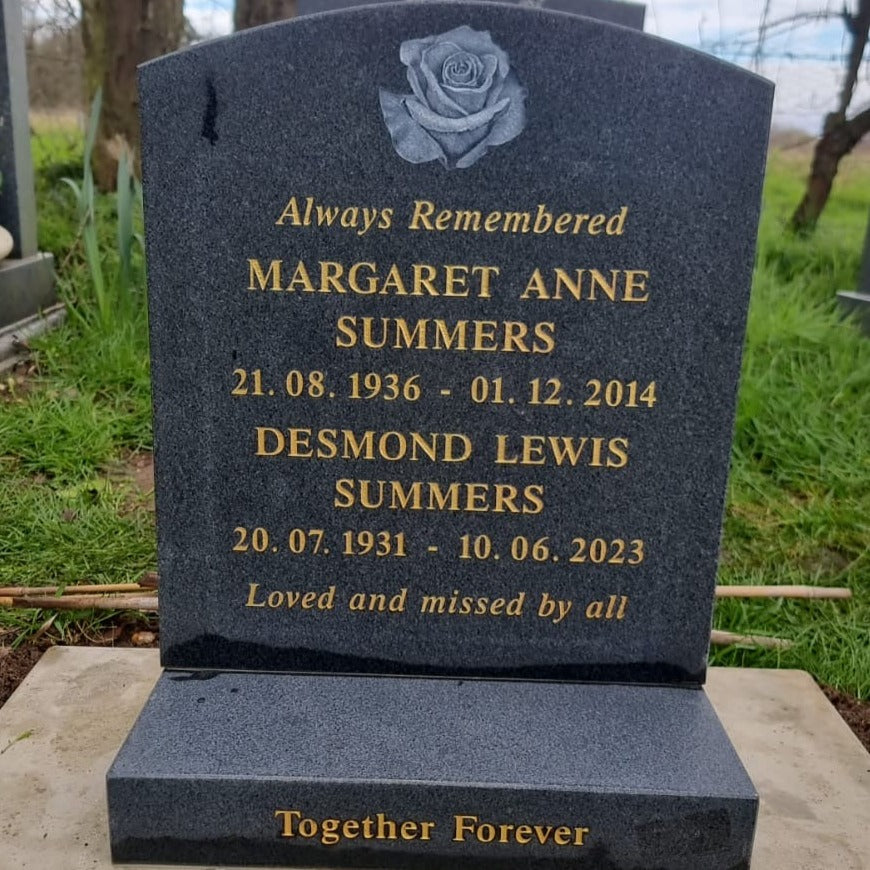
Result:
[0, 131, 868, 696]
[710, 149, 870, 696]
[0, 115, 154, 645]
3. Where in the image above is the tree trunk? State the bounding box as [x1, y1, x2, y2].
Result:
[790, 0, 869, 233]
[833, 0, 870, 123]
[789, 107, 870, 233]
[80, 0, 184, 190]
[234, 0, 297, 31]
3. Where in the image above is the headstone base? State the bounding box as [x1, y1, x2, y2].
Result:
[0, 252, 55, 328]
[108, 671, 757, 869]
[0, 301, 65, 369]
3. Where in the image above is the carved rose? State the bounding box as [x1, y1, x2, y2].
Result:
[379, 25, 526, 170]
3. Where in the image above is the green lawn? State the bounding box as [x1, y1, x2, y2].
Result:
[1, 132, 868, 696]
[710, 150, 870, 694]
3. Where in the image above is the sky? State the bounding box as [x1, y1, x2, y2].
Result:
[185, 0, 870, 132]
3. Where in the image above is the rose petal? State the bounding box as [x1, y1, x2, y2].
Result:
[405, 95, 509, 134]
[438, 26, 510, 81]
[399, 34, 435, 69]
[423, 40, 466, 75]
[443, 53, 498, 113]
[430, 126, 491, 166]
[454, 73, 527, 169]
[419, 43, 467, 118]
[379, 89, 446, 166]
[400, 36, 436, 105]
[482, 71, 527, 147]
[442, 53, 484, 88]
[405, 63, 427, 104]
[454, 139, 492, 169]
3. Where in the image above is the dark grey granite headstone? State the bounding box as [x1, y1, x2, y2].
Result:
[139, 3, 771, 685]
[108, 4, 772, 867]
[297, 0, 645, 30]
[0, 0, 55, 334]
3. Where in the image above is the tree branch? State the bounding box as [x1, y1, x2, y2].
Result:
[790, 105, 870, 232]
[833, 0, 870, 124]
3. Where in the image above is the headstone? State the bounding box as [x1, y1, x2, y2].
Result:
[0, 0, 56, 338]
[297, 0, 645, 30]
[108, 4, 773, 867]
[836, 208, 870, 335]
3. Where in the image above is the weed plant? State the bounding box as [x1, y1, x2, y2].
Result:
[0, 132, 867, 695]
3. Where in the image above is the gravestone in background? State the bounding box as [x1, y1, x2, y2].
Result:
[108, 4, 773, 867]
[0, 0, 56, 339]
[296, 0, 645, 29]
[836, 208, 870, 335]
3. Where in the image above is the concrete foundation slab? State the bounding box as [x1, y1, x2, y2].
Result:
[0, 648, 867, 870]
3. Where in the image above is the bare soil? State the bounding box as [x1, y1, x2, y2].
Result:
[0, 645, 43, 708]
[822, 687, 870, 752]
[0, 617, 159, 709]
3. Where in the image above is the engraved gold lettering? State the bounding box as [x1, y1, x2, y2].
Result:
[247, 258, 282, 290]
[453, 815, 477, 842]
[519, 268, 650, 304]
[607, 206, 628, 234]
[348, 262, 377, 294]
[493, 435, 629, 468]
[502, 211, 530, 233]
[319, 261, 345, 293]
[381, 263, 408, 296]
[408, 201, 627, 236]
[412, 263, 438, 296]
[333, 480, 545, 513]
[587, 214, 606, 234]
[533, 204, 552, 233]
[409, 199, 436, 229]
[335, 317, 555, 354]
[515, 824, 532, 844]
[274, 810, 435, 845]
[451, 209, 481, 231]
[443, 265, 469, 297]
[484, 210, 502, 231]
[287, 259, 314, 292]
[451, 814, 590, 847]
[623, 269, 650, 302]
[245, 582, 265, 607]
[274, 196, 302, 226]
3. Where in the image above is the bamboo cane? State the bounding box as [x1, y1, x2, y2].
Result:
[0, 594, 159, 612]
[0, 583, 145, 597]
[139, 571, 159, 589]
[710, 629, 793, 650]
[5, 581, 846, 600]
[715, 585, 851, 600]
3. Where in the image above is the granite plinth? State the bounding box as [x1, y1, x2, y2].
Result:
[0, 253, 56, 329]
[108, 669, 756, 869]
